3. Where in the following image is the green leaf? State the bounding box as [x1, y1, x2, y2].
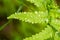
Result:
[50, 19, 60, 31]
[7, 11, 48, 24]
[54, 32, 60, 40]
[26, 0, 47, 11]
[23, 25, 53, 40]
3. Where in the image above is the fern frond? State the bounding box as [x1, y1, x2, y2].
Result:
[23, 25, 53, 40]
[26, 0, 58, 11]
[26, 0, 47, 11]
[26, 0, 46, 7]
[50, 19, 60, 31]
[7, 11, 48, 24]
[54, 32, 60, 40]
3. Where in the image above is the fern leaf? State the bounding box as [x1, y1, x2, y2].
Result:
[23, 25, 53, 40]
[26, 0, 57, 11]
[26, 0, 46, 7]
[26, 0, 47, 11]
[7, 11, 48, 24]
[54, 32, 60, 40]
[50, 19, 60, 31]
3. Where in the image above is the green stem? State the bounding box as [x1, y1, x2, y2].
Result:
[0, 20, 12, 31]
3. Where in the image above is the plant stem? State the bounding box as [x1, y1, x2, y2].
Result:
[0, 20, 12, 31]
